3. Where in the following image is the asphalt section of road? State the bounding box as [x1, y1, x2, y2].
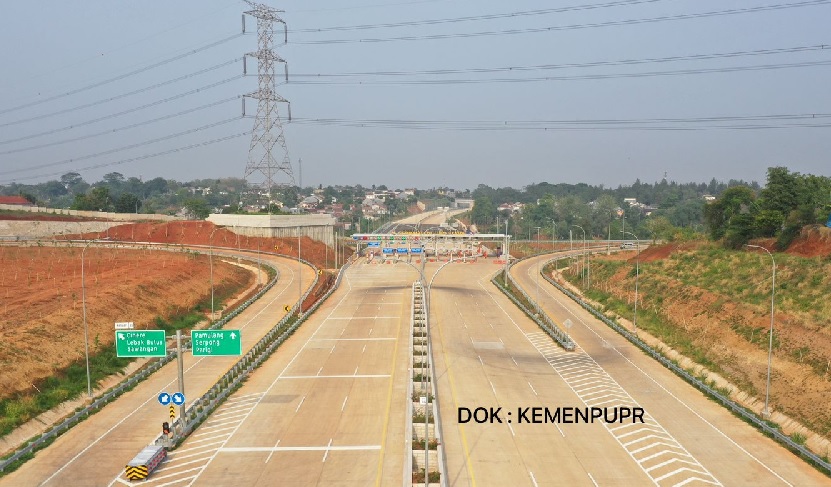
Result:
[1, 252, 315, 487]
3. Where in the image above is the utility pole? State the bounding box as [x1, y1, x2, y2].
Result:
[242, 1, 295, 207]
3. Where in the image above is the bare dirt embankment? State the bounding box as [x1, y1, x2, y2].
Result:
[582, 226, 831, 448]
[64, 220, 349, 270]
[0, 245, 251, 401]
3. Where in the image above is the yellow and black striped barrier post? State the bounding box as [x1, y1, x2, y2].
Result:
[124, 465, 149, 480]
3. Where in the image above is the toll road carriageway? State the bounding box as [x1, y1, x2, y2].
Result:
[507, 253, 828, 486]
[108, 261, 420, 486]
[1, 249, 316, 487]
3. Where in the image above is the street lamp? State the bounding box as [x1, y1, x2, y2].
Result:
[551, 220, 557, 251]
[621, 231, 640, 335]
[572, 225, 586, 288]
[534, 227, 541, 253]
[209, 228, 218, 319]
[745, 244, 776, 418]
[81, 237, 110, 398]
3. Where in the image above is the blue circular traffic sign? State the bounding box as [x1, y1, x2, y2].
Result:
[158, 392, 171, 406]
[172, 392, 186, 405]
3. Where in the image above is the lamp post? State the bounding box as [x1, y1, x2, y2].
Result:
[209, 228, 218, 319]
[534, 227, 541, 253]
[572, 225, 586, 288]
[551, 220, 557, 251]
[745, 244, 776, 418]
[621, 231, 640, 335]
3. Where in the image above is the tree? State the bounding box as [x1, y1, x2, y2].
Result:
[183, 199, 210, 219]
[703, 185, 755, 240]
[114, 193, 141, 213]
[470, 195, 497, 226]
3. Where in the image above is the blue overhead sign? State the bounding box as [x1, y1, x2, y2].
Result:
[382, 247, 394, 254]
[367, 241, 380, 247]
[397, 247, 409, 253]
[411, 248, 423, 254]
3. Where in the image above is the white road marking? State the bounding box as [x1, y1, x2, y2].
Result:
[322, 439, 333, 462]
[529, 471, 539, 487]
[478, 355, 484, 366]
[314, 337, 395, 341]
[588, 472, 600, 487]
[528, 381, 538, 396]
[219, 445, 382, 453]
[295, 396, 305, 412]
[362, 344, 367, 353]
[265, 439, 280, 464]
[341, 396, 349, 411]
[507, 422, 516, 437]
[280, 374, 390, 379]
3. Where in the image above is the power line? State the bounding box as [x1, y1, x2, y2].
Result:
[0, 59, 241, 129]
[0, 132, 251, 184]
[0, 77, 243, 146]
[289, 44, 831, 78]
[288, 58, 831, 85]
[0, 97, 239, 156]
[0, 33, 243, 116]
[291, 0, 666, 33]
[290, 113, 831, 131]
[293, 0, 831, 44]
[0, 117, 244, 177]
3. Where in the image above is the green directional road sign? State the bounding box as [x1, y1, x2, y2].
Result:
[116, 330, 167, 357]
[191, 330, 242, 356]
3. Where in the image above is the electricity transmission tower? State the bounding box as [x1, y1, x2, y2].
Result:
[243, 1, 294, 206]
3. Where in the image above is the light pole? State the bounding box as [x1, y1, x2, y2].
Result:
[297, 226, 302, 313]
[621, 231, 640, 335]
[80, 241, 95, 398]
[209, 228, 218, 319]
[534, 227, 541, 253]
[572, 225, 586, 288]
[745, 244, 776, 418]
[551, 220, 557, 251]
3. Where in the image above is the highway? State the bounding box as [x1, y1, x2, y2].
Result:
[112, 261, 420, 486]
[507, 253, 829, 486]
[1, 252, 315, 487]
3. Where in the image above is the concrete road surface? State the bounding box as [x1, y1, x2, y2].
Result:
[113, 261, 421, 486]
[1, 253, 315, 487]
[508, 253, 829, 487]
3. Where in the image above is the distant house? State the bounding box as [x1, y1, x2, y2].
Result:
[703, 194, 716, 202]
[623, 198, 638, 206]
[0, 195, 34, 206]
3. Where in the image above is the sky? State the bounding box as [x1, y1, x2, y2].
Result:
[0, 0, 829, 191]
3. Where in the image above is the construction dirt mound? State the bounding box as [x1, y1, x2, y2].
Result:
[786, 225, 831, 257]
[62, 220, 350, 270]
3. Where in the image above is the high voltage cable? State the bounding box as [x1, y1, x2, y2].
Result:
[293, 0, 831, 44]
[290, 113, 831, 131]
[0, 117, 244, 177]
[0, 132, 251, 184]
[0, 33, 243, 117]
[0, 59, 241, 129]
[289, 59, 831, 85]
[290, 44, 831, 78]
[0, 77, 243, 146]
[291, 0, 667, 33]
[0, 97, 240, 156]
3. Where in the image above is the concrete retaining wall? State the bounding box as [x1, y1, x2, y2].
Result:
[208, 214, 335, 246]
[0, 204, 181, 222]
[0, 220, 122, 238]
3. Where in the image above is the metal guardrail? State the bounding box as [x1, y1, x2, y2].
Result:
[538, 256, 831, 476]
[404, 283, 416, 485]
[492, 263, 576, 352]
[0, 243, 280, 472]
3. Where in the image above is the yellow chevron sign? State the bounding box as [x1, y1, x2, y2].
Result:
[124, 465, 149, 480]
[169, 405, 175, 419]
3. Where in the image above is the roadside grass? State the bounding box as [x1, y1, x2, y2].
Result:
[0, 274, 254, 440]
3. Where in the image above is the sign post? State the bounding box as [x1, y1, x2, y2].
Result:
[115, 331, 167, 358]
[191, 330, 242, 356]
